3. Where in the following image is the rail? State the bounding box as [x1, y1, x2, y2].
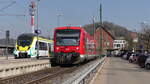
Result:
[63, 56, 106, 84]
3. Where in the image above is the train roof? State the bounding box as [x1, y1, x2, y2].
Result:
[19, 33, 36, 37]
[18, 33, 53, 42]
[18, 33, 47, 38]
[54, 26, 95, 40]
[55, 26, 85, 31]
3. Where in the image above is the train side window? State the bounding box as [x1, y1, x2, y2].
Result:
[45, 43, 48, 50]
[39, 42, 42, 50]
[35, 41, 49, 50]
[84, 37, 88, 50]
[44, 43, 48, 50]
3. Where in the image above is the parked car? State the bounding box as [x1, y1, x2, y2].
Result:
[137, 53, 149, 68]
[122, 52, 128, 59]
[117, 51, 127, 57]
[128, 53, 139, 63]
[126, 52, 132, 60]
[120, 51, 127, 57]
[144, 54, 150, 69]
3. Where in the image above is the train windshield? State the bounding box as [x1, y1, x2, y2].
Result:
[56, 29, 80, 46]
[17, 35, 33, 47]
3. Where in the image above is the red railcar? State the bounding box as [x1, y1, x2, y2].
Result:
[51, 26, 98, 65]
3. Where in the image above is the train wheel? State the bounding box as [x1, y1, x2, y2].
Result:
[14, 56, 18, 59]
[36, 56, 39, 59]
[129, 59, 133, 63]
[27, 55, 31, 58]
[50, 59, 57, 67]
[51, 62, 57, 67]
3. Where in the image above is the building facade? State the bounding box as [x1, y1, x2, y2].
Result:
[113, 40, 127, 49]
[95, 26, 115, 55]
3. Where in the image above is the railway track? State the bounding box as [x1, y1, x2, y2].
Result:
[0, 66, 78, 84]
[0, 58, 104, 84]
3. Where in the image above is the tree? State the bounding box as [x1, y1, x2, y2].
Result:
[139, 22, 150, 51]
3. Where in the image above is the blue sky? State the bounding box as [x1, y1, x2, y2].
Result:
[0, 0, 150, 38]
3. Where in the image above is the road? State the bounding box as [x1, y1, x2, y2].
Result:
[93, 57, 150, 84]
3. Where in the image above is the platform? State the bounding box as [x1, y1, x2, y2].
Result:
[0, 55, 50, 78]
[91, 57, 150, 84]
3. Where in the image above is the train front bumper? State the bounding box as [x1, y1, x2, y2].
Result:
[53, 52, 82, 64]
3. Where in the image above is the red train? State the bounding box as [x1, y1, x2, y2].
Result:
[51, 26, 98, 65]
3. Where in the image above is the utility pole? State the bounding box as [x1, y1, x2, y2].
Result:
[92, 16, 96, 39]
[99, 3, 103, 56]
[100, 4, 102, 26]
[36, 0, 40, 59]
[6, 30, 9, 60]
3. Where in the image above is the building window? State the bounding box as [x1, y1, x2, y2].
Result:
[117, 44, 120, 48]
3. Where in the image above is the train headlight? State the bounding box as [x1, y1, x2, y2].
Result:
[76, 47, 79, 50]
[56, 47, 59, 50]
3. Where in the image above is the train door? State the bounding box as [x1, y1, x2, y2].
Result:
[48, 43, 51, 57]
[38, 41, 47, 56]
[84, 36, 88, 60]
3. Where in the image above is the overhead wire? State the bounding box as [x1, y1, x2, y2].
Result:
[0, 1, 16, 12]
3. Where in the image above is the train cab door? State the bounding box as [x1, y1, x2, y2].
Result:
[84, 37, 88, 60]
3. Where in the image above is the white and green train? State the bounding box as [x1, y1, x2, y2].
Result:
[13, 33, 53, 59]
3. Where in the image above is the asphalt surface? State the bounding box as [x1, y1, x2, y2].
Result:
[93, 57, 150, 84]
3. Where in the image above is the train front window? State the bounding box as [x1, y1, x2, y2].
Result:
[17, 35, 33, 47]
[56, 37, 79, 46]
[17, 40, 31, 47]
[56, 29, 80, 46]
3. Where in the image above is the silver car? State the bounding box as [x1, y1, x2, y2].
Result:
[145, 55, 150, 69]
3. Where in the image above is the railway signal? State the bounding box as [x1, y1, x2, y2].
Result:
[29, 1, 36, 33]
[35, 29, 41, 34]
